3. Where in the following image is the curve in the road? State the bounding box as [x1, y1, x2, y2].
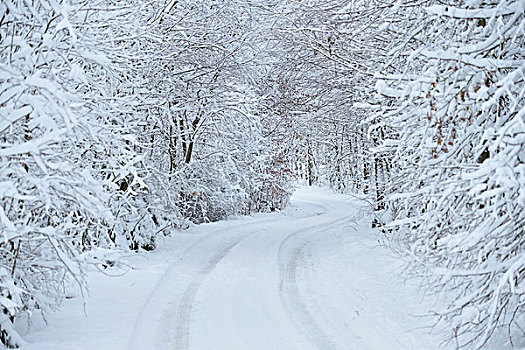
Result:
[171, 200, 332, 350]
[129, 196, 354, 350]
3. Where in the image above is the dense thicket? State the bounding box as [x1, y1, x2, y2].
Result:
[0, 1, 127, 345]
[376, 1, 525, 348]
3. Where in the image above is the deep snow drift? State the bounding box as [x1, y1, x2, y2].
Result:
[18, 187, 446, 349]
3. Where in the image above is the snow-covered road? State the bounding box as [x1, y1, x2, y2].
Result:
[20, 187, 444, 350]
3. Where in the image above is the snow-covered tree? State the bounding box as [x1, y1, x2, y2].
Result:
[129, 0, 292, 224]
[259, 0, 393, 214]
[375, 1, 524, 347]
[0, 0, 144, 345]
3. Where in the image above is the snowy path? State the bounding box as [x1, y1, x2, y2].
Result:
[20, 188, 443, 350]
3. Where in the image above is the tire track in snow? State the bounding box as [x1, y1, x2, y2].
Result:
[127, 215, 280, 350]
[278, 216, 353, 350]
[173, 236, 250, 350]
[172, 200, 333, 349]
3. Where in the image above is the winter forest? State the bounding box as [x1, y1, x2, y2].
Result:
[0, 0, 524, 349]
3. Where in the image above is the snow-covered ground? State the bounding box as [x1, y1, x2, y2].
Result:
[18, 187, 446, 350]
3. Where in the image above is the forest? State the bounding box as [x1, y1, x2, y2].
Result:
[0, 0, 523, 348]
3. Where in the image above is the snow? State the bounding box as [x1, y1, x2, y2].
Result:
[419, 49, 523, 69]
[19, 187, 444, 350]
[425, 3, 520, 19]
